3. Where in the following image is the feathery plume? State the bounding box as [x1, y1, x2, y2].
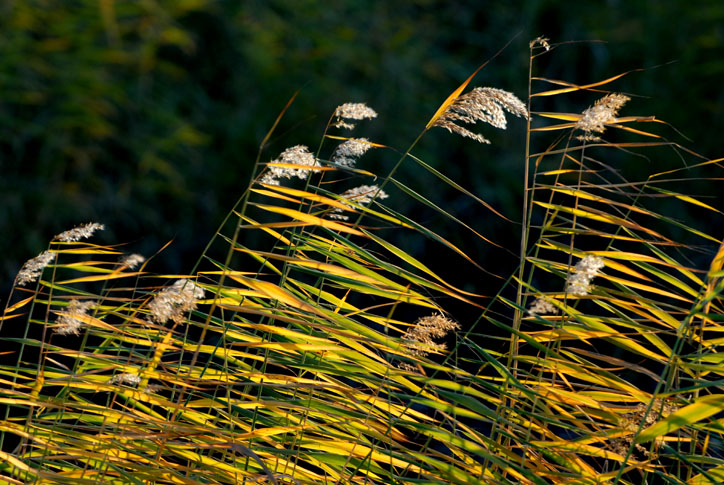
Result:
[575, 93, 630, 141]
[432, 87, 528, 144]
[120, 253, 146, 269]
[259, 145, 321, 186]
[402, 314, 460, 358]
[148, 279, 205, 324]
[611, 399, 679, 457]
[565, 255, 605, 296]
[16, 251, 56, 286]
[110, 373, 141, 386]
[331, 138, 373, 168]
[329, 185, 389, 220]
[55, 299, 95, 336]
[529, 297, 559, 315]
[333, 103, 378, 129]
[530, 36, 551, 51]
[55, 222, 105, 242]
[144, 384, 163, 394]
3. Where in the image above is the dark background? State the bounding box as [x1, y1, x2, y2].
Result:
[2, 0, 722, 300]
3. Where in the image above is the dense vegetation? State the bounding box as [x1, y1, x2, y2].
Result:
[2, 27, 724, 483]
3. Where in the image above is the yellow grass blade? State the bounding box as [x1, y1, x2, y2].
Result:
[256, 184, 351, 210]
[229, 273, 329, 318]
[425, 67, 481, 129]
[612, 124, 662, 138]
[240, 215, 292, 246]
[234, 249, 397, 288]
[3, 296, 33, 314]
[324, 135, 388, 149]
[688, 464, 724, 484]
[600, 274, 693, 303]
[250, 188, 301, 204]
[424, 36, 515, 129]
[57, 271, 143, 284]
[253, 204, 364, 236]
[531, 69, 642, 97]
[636, 395, 724, 444]
[266, 162, 337, 172]
[534, 112, 581, 121]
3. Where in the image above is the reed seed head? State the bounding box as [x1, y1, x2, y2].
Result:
[110, 373, 141, 386]
[611, 399, 679, 457]
[120, 253, 146, 269]
[529, 297, 559, 315]
[148, 279, 205, 324]
[530, 36, 551, 51]
[144, 384, 162, 394]
[331, 138, 373, 168]
[402, 314, 460, 358]
[329, 185, 389, 220]
[16, 251, 56, 286]
[260, 145, 321, 186]
[565, 255, 605, 296]
[575, 93, 630, 140]
[333, 102, 378, 129]
[55, 222, 105, 242]
[55, 299, 95, 336]
[433, 87, 528, 144]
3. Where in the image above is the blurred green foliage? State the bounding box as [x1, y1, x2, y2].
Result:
[2, 0, 722, 289]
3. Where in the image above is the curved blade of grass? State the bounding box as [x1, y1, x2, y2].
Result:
[635, 395, 724, 444]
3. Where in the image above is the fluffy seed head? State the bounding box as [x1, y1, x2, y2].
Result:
[529, 297, 559, 315]
[121, 253, 146, 269]
[530, 36, 551, 51]
[260, 145, 321, 186]
[55, 222, 105, 242]
[144, 384, 163, 394]
[329, 185, 389, 220]
[433, 87, 528, 144]
[55, 299, 95, 336]
[575, 93, 630, 138]
[111, 373, 141, 386]
[565, 255, 605, 296]
[16, 251, 56, 286]
[611, 399, 679, 457]
[331, 138, 373, 168]
[341, 184, 388, 205]
[333, 103, 378, 129]
[402, 314, 460, 358]
[148, 279, 205, 324]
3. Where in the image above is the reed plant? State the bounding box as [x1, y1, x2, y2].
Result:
[2, 38, 723, 484]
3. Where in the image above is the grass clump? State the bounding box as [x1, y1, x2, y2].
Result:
[1, 38, 723, 485]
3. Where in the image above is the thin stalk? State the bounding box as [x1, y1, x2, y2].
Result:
[510, 42, 536, 373]
[493, 44, 535, 468]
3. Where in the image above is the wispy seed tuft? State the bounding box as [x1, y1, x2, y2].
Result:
[16, 251, 57, 286]
[55, 222, 105, 242]
[530, 36, 551, 51]
[565, 255, 605, 296]
[110, 373, 141, 386]
[260, 145, 321, 186]
[575, 93, 630, 140]
[529, 297, 559, 315]
[329, 185, 389, 220]
[148, 279, 205, 324]
[433, 87, 528, 144]
[611, 399, 679, 457]
[403, 314, 460, 358]
[331, 138, 373, 168]
[55, 299, 95, 336]
[120, 253, 146, 269]
[333, 103, 378, 129]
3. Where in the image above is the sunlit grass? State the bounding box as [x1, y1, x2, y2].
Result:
[1, 38, 723, 484]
